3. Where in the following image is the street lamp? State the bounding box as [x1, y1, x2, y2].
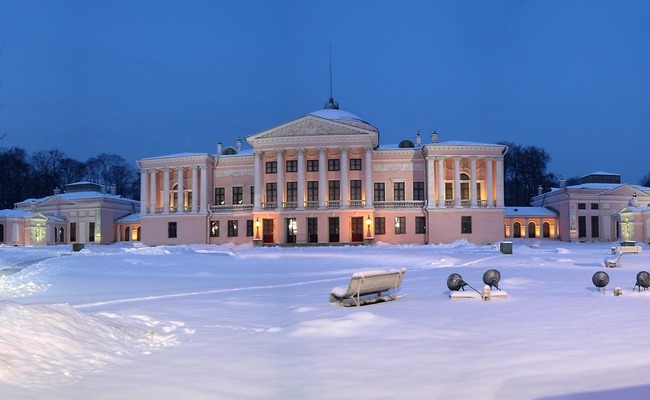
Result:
[366, 215, 372, 238]
[255, 218, 260, 240]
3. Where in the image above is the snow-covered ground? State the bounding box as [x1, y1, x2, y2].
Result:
[1, 240, 650, 399]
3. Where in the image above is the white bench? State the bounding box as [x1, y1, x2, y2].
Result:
[330, 268, 407, 307]
[604, 252, 623, 268]
[618, 246, 642, 254]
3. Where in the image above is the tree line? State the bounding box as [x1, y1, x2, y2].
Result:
[0, 147, 139, 209]
[2, 142, 649, 210]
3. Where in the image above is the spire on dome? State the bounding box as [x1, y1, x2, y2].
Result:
[324, 43, 340, 110]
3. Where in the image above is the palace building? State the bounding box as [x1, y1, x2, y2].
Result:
[137, 100, 508, 246]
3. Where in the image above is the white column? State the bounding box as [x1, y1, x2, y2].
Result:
[453, 156, 461, 208]
[163, 168, 170, 214]
[149, 169, 157, 214]
[486, 157, 494, 208]
[254, 151, 262, 211]
[318, 147, 327, 209]
[364, 146, 373, 208]
[191, 166, 198, 213]
[470, 156, 477, 208]
[276, 150, 284, 211]
[426, 157, 435, 209]
[297, 148, 305, 210]
[200, 165, 208, 214]
[140, 169, 148, 214]
[176, 167, 184, 213]
[340, 147, 348, 209]
[437, 157, 445, 207]
[496, 157, 505, 208]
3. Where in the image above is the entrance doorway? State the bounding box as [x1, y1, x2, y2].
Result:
[307, 218, 318, 243]
[286, 218, 297, 244]
[351, 217, 363, 242]
[328, 217, 339, 243]
[263, 219, 274, 243]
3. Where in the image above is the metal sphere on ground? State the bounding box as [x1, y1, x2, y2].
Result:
[592, 271, 610, 289]
[447, 273, 467, 291]
[483, 269, 501, 290]
[635, 271, 650, 291]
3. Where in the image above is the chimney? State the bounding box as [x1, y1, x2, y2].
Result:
[416, 130, 421, 146]
[217, 141, 223, 155]
[31, 199, 36, 212]
[431, 130, 439, 144]
[53, 188, 61, 195]
[100, 184, 106, 193]
[236, 137, 242, 152]
[110, 184, 117, 196]
[538, 185, 543, 196]
[559, 177, 566, 188]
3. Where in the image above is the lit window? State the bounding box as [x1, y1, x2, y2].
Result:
[395, 217, 406, 234]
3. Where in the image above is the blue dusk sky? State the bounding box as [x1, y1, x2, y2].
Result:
[1, 1, 650, 184]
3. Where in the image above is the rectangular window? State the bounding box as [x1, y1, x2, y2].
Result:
[228, 220, 238, 237]
[415, 216, 426, 234]
[266, 161, 277, 174]
[350, 180, 362, 201]
[328, 217, 340, 242]
[168, 222, 178, 238]
[250, 186, 254, 205]
[286, 182, 298, 203]
[578, 203, 586, 210]
[232, 187, 243, 205]
[329, 180, 340, 201]
[307, 159, 319, 172]
[70, 222, 77, 242]
[89, 222, 95, 242]
[374, 182, 385, 202]
[461, 216, 472, 234]
[413, 182, 425, 201]
[394, 217, 406, 234]
[578, 216, 586, 237]
[214, 187, 225, 205]
[209, 221, 219, 237]
[328, 159, 340, 171]
[286, 160, 297, 172]
[307, 217, 318, 243]
[375, 217, 386, 235]
[307, 181, 319, 202]
[266, 182, 277, 203]
[246, 220, 254, 237]
[591, 216, 599, 238]
[394, 182, 405, 201]
[591, 203, 599, 210]
[350, 158, 362, 171]
[445, 182, 453, 200]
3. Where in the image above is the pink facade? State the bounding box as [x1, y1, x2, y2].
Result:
[0, 182, 140, 246]
[530, 173, 650, 243]
[138, 104, 508, 246]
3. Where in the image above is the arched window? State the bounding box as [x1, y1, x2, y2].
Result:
[125, 226, 131, 241]
[543, 222, 550, 238]
[460, 173, 470, 200]
[528, 222, 536, 238]
[513, 222, 522, 238]
[137, 226, 141, 241]
[398, 139, 415, 148]
[59, 227, 65, 243]
[0, 224, 4, 242]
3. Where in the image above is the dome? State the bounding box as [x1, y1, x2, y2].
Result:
[309, 107, 378, 133]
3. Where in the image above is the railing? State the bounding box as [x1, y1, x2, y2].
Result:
[305, 201, 319, 209]
[349, 200, 366, 208]
[263, 202, 277, 210]
[283, 201, 298, 210]
[210, 204, 254, 213]
[326, 200, 341, 209]
[374, 201, 426, 209]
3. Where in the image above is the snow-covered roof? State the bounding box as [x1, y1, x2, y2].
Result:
[116, 213, 141, 223]
[16, 190, 139, 206]
[504, 207, 558, 217]
[0, 209, 37, 218]
[309, 108, 378, 132]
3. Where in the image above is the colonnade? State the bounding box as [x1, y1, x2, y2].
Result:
[253, 146, 374, 211]
[140, 165, 209, 215]
[426, 155, 505, 208]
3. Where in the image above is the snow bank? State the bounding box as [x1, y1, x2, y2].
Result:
[0, 301, 184, 388]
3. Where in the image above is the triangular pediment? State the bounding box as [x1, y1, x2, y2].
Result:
[247, 115, 376, 144]
[599, 184, 649, 197]
[38, 195, 78, 207]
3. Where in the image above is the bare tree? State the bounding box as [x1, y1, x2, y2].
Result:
[0, 147, 30, 208]
[30, 149, 66, 197]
